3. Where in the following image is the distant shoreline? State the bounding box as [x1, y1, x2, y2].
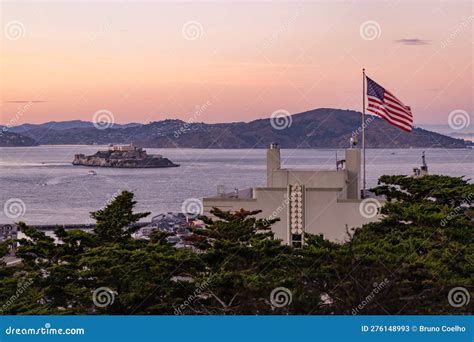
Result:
[0, 145, 472, 150]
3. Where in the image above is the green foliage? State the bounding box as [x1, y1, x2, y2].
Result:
[332, 175, 474, 314]
[0, 177, 472, 315]
[372, 174, 474, 206]
[189, 208, 277, 248]
[0, 240, 10, 257]
[91, 190, 150, 242]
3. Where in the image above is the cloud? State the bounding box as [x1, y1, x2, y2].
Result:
[395, 38, 431, 45]
[3, 100, 48, 103]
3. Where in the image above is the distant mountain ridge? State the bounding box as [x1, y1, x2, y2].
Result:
[4, 120, 142, 134]
[0, 130, 38, 147]
[0, 108, 469, 148]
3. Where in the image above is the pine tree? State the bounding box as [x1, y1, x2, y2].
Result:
[0, 177, 472, 315]
[91, 191, 150, 243]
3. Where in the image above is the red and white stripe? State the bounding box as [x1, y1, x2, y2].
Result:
[367, 90, 413, 132]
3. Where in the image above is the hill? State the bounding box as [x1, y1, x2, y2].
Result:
[0, 130, 39, 147]
[1, 108, 468, 148]
[6, 120, 142, 133]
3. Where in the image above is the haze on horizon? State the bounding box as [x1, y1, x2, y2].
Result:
[1, 0, 472, 127]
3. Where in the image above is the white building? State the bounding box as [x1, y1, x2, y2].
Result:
[203, 143, 380, 245]
[108, 144, 140, 152]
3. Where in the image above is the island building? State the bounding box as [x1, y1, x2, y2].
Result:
[73, 144, 178, 168]
[203, 143, 381, 245]
[109, 143, 137, 152]
[108, 143, 162, 157]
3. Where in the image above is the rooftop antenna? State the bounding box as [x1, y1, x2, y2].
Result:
[350, 135, 358, 148]
[362, 68, 367, 198]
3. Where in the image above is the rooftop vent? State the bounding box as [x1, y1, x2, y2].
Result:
[270, 142, 279, 149]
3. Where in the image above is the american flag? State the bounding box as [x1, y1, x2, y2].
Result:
[366, 76, 413, 132]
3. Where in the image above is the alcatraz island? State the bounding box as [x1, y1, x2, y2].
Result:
[72, 144, 179, 168]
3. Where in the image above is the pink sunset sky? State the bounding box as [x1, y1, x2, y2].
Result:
[1, 0, 472, 126]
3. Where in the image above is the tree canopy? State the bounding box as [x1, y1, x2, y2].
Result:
[0, 175, 472, 315]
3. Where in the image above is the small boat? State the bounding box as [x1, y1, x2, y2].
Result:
[88, 170, 97, 176]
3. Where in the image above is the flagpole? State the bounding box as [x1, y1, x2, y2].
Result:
[362, 68, 366, 198]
